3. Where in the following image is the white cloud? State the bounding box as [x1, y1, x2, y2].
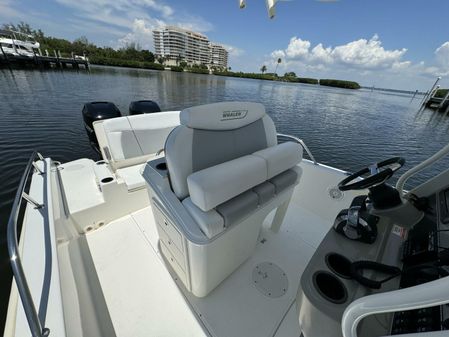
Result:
[270, 49, 285, 60]
[435, 42, 449, 69]
[172, 15, 213, 33]
[118, 18, 161, 49]
[55, 0, 174, 23]
[331, 35, 407, 68]
[407, 42, 449, 78]
[264, 35, 449, 89]
[134, 0, 174, 18]
[271, 34, 408, 70]
[220, 44, 244, 57]
[53, 0, 213, 51]
[310, 43, 333, 64]
[285, 37, 310, 58]
[269, 37, 449, 86]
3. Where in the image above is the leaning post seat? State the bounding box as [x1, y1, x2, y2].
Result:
[144, 102, 303, 297]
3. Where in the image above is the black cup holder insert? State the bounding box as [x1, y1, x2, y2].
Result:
[156, 162, 167, 171]
[101, 177, 114, 184]
[326, 253, 352, 279]
[313, 271, 348, 304]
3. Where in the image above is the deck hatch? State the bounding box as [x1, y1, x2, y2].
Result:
[252, 262, 288, 298]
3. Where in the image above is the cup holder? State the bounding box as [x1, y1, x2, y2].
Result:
[101, 177, 114, 184]
[313, 271, 348, 304]
[326, 253, 352, 279]
[156, 162, 167, 171]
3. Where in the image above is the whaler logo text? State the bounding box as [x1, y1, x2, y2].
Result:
[221, 109, 248, 121]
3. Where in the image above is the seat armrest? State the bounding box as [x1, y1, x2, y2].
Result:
[142, 160, 206, 243]
[187, 155, 267, 212]
[253, 142, 303, 179]
[182, 198, 225, 238]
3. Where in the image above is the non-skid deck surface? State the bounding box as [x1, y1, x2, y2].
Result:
[86, 207, 207, 337]
[86, 202, 330, 337]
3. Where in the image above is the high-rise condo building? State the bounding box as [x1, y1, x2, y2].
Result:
[153, 26, 229, 69]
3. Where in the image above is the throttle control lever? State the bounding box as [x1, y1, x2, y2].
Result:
[333, 195, 379, 244]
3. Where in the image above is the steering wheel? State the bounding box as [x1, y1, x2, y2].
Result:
[338, 157, 405, 191]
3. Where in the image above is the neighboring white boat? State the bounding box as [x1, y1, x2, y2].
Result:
[4, 101, 449, 337]
[0, 30, 40, 58]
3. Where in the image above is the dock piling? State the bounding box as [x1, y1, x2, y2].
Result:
[0, 43, 7, 60]
[444, 102, 449, 117]
[421, 77, 441, 105]
[438, 90, 449, 111]
[410, 89, 418, 103]
[419, 77, 441, 112]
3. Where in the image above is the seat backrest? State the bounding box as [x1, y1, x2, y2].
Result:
[94, 111, 180, 170]
[165, 102, 277, 199]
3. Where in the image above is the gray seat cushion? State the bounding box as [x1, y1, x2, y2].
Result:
[252, 182, 275, 205]
[270, 169, 298, 194]
[216, 190, 259, 227]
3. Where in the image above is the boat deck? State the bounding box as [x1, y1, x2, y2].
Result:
[85, 189, 332, 337]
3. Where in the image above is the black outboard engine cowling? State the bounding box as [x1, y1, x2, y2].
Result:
[82, 101, 121, 153]
[129, 100, 161, 115]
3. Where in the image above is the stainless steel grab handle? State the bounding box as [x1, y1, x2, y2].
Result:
[7, 151, 50, 337]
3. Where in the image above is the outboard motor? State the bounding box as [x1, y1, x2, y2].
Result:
[82, 101, 121, 153]
[129, 100, 161, 115]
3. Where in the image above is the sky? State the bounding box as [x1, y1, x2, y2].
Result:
[1, 0, 448, 90]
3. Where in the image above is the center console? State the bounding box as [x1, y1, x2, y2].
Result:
[390, 190, 449, 334]
[297, 177, 449, 336]
[297, 208, 405, 337]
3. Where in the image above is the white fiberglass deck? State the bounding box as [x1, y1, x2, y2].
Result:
[85, 179, 336, 337]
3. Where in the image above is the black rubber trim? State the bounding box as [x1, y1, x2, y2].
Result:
[350, 261, 401, 289]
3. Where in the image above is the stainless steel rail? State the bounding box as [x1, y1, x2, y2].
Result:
[7, 151, 50, 337]
[277, 133, 318, 165]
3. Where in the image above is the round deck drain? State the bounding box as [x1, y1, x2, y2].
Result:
[252, 262, 288, 298]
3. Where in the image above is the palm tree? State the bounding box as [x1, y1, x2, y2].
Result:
[228, 66, 232, 71]
[260, 65, 267, 74]
[274, 58, 282, 75]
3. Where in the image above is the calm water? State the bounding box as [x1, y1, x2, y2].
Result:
[1, 65, 449, 331]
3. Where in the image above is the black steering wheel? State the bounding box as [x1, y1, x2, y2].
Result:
[338, 157, 405, 191]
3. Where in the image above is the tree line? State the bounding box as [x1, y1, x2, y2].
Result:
[214, 69, 360, 89]
[1, 22, 159, 67]
[1, 22, 362, 89]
